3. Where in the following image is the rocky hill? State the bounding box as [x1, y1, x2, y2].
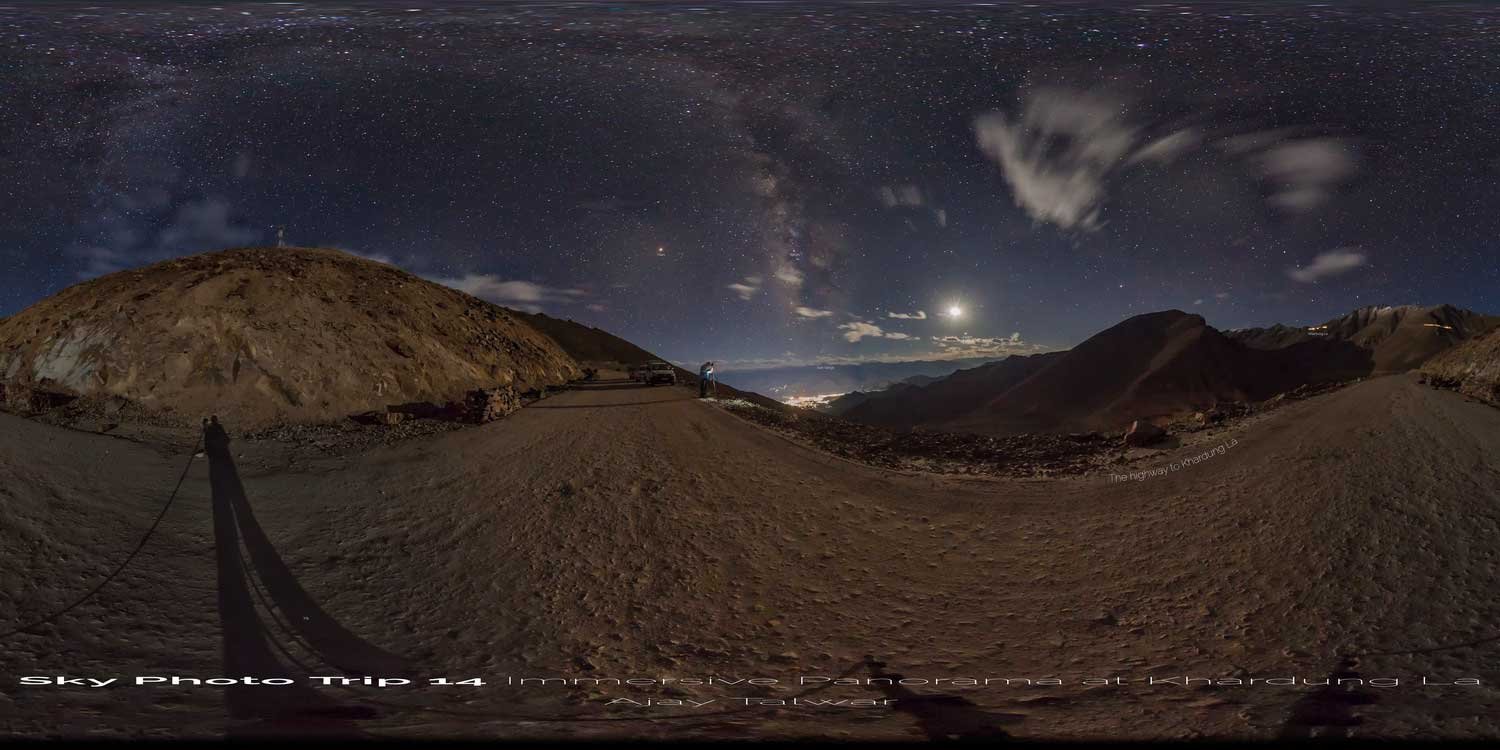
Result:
[0, 247, 580, 427]
[1422, 327, 1500, 407]
[512, 311, 662, 370]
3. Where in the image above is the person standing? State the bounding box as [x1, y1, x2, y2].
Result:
[698, 361, 715, 398]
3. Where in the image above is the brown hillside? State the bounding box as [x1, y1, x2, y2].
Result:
[941, 310, 1371, 435]
[0, 247, 580, 427]
[512, 311, 661, 369]
[1422, 327, 1500, 406]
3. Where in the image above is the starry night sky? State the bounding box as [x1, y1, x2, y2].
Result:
[3, 2, 1498, 368]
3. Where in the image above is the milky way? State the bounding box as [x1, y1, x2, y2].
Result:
[3, 2, 1498, 367]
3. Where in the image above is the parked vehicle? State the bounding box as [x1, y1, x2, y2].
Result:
[645, 361, 677, 385]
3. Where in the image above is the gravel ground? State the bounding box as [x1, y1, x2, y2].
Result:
[4, 374, 1500, 740]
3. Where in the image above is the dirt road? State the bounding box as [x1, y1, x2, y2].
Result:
[4, 374, 1500, 739]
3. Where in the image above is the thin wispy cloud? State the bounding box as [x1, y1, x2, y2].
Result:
[839, 319, 918, 343]
[431, 274, 587, 313]
[1288, 248, 1368, 283]
[728, 274, 763, 300]
[794, 306, 834, 319]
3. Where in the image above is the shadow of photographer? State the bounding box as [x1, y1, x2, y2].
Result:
[203, 416, 405, 733]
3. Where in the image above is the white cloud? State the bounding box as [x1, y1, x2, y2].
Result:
[929, 332, 1037, 358]
[728, 275, 763, 301]
[432, 274, 587, 313]
[1193, 298, 1205, 306]
[794, 306, 834, 319]
[728, 283, 758, 301]
[774, 265, 805, 286]
[973, 88, 1143, 232]
[1126, 128, 1202, 166]
[1288, 248, 1368, 283]
[839, 321, 886, 342]
[974, 88, 1359, 231]
[839, 319, 920, 343]
[1256, 138, 1357, 212]
[887, 310, 927, 320]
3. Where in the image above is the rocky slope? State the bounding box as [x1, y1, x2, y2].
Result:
[939, 310, 1371, 435]
[0, 247, 580, 427]
[512, 311, 662, 370]
[1229, 304, 1498, 372]
[1421, 327, 1500, 406]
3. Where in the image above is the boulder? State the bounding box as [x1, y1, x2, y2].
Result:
[1123, 420, 1167, 447]
[1190, 409, 1226, 428]
[465, 386, 521, 424]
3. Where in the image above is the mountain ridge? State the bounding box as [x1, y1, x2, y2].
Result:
[835, 303, 1493, 437]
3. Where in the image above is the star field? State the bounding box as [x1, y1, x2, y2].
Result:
[2, 2, 1498, 368]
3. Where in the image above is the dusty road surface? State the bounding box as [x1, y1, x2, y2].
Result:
[4, 374, 1500, 740]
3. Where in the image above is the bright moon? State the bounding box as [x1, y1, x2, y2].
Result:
[947, 305, 963, 318]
